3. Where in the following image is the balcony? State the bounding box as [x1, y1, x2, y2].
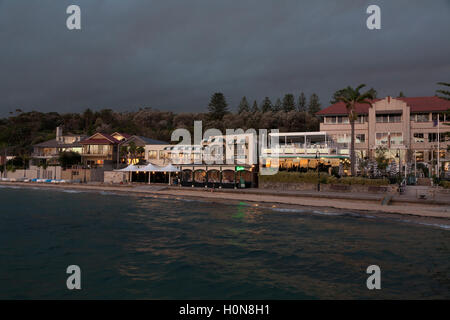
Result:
[31, 152, 58, 159]
[80, 152, 112, 157]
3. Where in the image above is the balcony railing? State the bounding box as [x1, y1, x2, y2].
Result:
[31, 152, 58, 158]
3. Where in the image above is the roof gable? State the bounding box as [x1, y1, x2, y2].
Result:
[81, 132, 120, 144]
[111, 132, 132, 141]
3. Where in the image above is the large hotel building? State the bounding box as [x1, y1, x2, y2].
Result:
[316, 96, 450, 175]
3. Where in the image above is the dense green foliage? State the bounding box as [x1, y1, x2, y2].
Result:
[439, 180, 450, 189]
[260, 171, 389, 185]
[58, 151, 82, 169]
[0, 105, 320, 156]
[436, 82, 450, 101]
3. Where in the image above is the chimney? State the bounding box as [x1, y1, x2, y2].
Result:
[56, 126, 63, 142]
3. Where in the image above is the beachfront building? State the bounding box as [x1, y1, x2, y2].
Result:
[31, 127, 86, 166]
[316, 96, 450, 177]
[161, 132, 259, 188]
[260, 132, 350, 174]
[80, 132, 124, 169]
[116, 135, 169, 166]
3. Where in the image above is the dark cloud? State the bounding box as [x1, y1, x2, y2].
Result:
[0, 0, 449, 116]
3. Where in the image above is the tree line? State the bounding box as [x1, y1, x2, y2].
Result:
[0, 93, 322, 156]
[234, 92, 321, 115]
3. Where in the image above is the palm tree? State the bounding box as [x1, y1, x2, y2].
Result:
[335, 84, 374, 176]
[127, 142, 138, 164]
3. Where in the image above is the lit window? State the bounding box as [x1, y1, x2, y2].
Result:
[413, 133, 424, 143]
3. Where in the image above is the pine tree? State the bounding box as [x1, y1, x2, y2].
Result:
[251, 100, 259, 113]
[282, 94, 295, 112]
[208, 92, 229, 120]
[308, 93, 321, 115]
[261, 97, 273, 113]
[237, 96, 250, 114]
[298, 92, 307, 112]
[436, 82, 450, 100]
[273, 98, 282, 112]
[398, 91, 405, 98]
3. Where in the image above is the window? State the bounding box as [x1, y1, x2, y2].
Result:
[428, 133, 446, 142]
[376, 114, 402, 123]
[336, 134, 350, 143]
[390, 133, 403, 145]
[148, 150, 158, 159]
[415, 151, 424, 162]
[356, 115, 366, 123]
[375, 132, 403, 145]
[413, 133, 424, 143]
[390, 114, 402, 122]
[337, 116, 349, 124]
[432, 113, 446, 122]
[376, 133, 388, 145]
[325, 116, 337, 124]
[356, 134, 365, 143]
[416, 113, 429, 122]
[376, 115, 388, 123]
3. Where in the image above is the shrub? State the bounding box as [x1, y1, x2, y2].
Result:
[259, 171, 388, 185]
[439, 180, 450, 189]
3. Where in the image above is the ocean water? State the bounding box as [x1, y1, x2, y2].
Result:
[0, 185, 449, 299]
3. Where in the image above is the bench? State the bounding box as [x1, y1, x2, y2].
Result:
[368, 186, 388, 193]
[329, 184, 351, 192]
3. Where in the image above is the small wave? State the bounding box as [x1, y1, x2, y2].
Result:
[312, 210, 344, 216]
[399, 219, 450, 231]
[61, 189, 83, 194]
[98, 191, 117, 196]
[0, 185, 22, 189]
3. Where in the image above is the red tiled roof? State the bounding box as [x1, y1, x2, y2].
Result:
[80, 133, 120, 145]
[398, 96, 450, 112]
[80, 139, 116, 145]
[100, 133, 120, 143]
[316, 96, 450, 116]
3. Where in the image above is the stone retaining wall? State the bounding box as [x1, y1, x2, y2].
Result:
[259, 181, 396, 193]
[104, 171, 129, 184]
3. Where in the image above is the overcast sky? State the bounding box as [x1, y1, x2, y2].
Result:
[0, 0, 449, 116]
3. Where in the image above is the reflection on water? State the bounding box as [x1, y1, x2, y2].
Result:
[0, 186, 449, 299]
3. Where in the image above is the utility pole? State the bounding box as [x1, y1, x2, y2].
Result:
[437, 117, 440, 180]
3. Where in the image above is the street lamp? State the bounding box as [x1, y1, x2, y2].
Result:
[315, 150, 320, 192]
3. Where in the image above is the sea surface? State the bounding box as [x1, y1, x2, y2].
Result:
[0, 185, 449, 299]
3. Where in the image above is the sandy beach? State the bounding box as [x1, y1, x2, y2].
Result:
[1, 181, 449, 220]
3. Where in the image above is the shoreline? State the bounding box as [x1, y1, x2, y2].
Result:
[1, 181, 450, 222]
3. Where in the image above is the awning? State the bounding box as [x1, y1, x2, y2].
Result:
[115, 164, 141, 172]
[140, 163, 162, 172]
[159, 164, 180, 172]
[116, 163, 180, 172]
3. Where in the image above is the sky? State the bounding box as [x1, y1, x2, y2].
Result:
[0, 0, 449, 116]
